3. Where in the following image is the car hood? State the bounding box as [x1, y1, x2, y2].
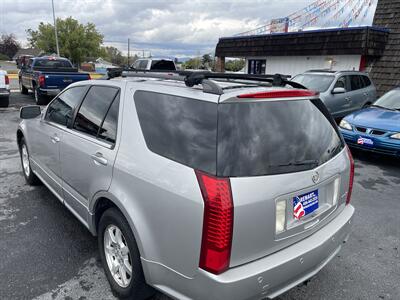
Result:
[345, 107, 400, 132]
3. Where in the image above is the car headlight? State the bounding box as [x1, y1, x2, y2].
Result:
[339, 119, 352, 131]
[390, 133, 400, 139]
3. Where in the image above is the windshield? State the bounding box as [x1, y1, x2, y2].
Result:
[34, 59, 73, 68]
[291, 74, 334, 92]
[373, 89, 400, 110]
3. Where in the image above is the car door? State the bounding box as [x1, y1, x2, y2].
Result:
[29, 86, 88, 199]
[329, 75, 351, 117]
[22, 59, 33, 89]
[60, 85, 121, 223]
[346, 75, 366, 111]
[361, 75, 376, 104]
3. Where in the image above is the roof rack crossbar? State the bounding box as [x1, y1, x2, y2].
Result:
[105, 68, 308, 93]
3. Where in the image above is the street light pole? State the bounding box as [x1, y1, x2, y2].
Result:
[51, 0, 60, 56]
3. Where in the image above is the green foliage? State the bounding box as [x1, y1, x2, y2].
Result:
[101, 46, 131, 66]
[0, 53, 10, 60]
[27, 17, 104, 65]
[183, 54, 215, 70]
[225, 59, 245, 72]
[0, 34, 20, 59]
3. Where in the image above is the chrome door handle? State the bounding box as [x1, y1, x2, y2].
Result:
[91, 152, 108, 166]
[345, 97, 351, 102]
[51, 136, 60, 143]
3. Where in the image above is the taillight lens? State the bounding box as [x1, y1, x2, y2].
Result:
[38, 75, 45, 87]
[88, 74, 92, 80]
[195, 171, 233, 274]
[237, 90, 318, 99]
[5, 75, 9, 85]
[346, 146, 355, 205]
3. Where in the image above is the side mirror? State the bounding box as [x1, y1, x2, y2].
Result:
[332, 87, 346, 94]
[20, 106, 41, 119]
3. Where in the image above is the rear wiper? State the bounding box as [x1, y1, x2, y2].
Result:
[277, 160, 319, 167]
[370, 104, 395, 111]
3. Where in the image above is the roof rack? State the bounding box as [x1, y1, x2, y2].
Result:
[105, 68, 308, 95]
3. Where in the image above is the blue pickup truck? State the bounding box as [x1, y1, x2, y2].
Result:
[19, 56, 90, 105]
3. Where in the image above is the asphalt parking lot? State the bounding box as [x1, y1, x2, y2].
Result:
[1, 91, 399, 300]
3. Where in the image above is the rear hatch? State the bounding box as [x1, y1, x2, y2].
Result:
[216, 90, 350, 267]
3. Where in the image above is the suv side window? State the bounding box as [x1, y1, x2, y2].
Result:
[334, 76, 348, 91]
[350, 75, 363, 91]
[98, 93, 120, 144]
[73, 86, 119, 139]
[361, 75, 371, 87]
[45, 86, 87, 127]
[139, 60, 148, 70]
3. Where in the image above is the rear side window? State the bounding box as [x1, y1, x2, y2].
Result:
[134, 91, 217, 174]
[98, 95, 120, 144]
[73, 86, 119, 139]
[150, 60, 176, 70]
[349, 75, 363, 91]
[217, 100, 344, 177]
[139, 60, 148, 70]
[361, 76, 371, 87]
[45, 86, 87, 126]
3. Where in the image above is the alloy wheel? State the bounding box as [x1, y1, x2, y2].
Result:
[21, 144, 30, 177]
[104, 224, 133, 288]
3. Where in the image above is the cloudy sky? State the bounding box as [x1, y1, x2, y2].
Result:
[0, 0, 377, 58]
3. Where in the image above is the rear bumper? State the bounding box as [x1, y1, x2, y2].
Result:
[0, 88, 10, 97]
[39, 88, 61, 96]
[142, 204, 354, 300]
[341, 130, 400, 157]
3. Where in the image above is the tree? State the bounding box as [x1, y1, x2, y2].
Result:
[0, 34, 20, 60]
[201, 54, 213, 69]
[27, 17, 104, 65]
[183, 57, 202, 70]
[102, 46, 127, 66]
[225, 59, 245, 72]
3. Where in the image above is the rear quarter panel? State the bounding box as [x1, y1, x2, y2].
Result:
[107, 83, 220, 278]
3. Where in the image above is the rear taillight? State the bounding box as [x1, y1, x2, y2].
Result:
[346, 146, 355, 205]
[195, 171, 233, 275]
[88, 74, 92, 80]
[5, 75, 9, 85]
[38, 75, 45, 87]
[237, 90, 318, 99]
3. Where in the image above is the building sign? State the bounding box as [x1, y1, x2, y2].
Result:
[270, 17, 289, 33]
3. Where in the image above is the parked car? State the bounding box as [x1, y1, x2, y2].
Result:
[131, 58, 177, 71]
[0, 69, 10, 107]
[17, 72, 355, 300]
[292, 70, 377, 118]
[19, 56, 91, 105]
[339, 87, 400, 157]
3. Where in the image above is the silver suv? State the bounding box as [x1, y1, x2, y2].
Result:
[17, 72, 355, 299]
[292, 70, 377, 118]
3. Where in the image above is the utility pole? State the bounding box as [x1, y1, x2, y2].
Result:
[127, 38, 130, 66]
[51, 0, 60, 56]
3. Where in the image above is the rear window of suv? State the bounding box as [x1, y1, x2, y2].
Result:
[135, 91, 343, 177]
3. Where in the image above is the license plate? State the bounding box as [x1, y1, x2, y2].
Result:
[357, 136, 374, 146]
[293, 189, 319, 220]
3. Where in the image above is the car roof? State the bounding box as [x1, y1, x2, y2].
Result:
[304, 69, 369, 75]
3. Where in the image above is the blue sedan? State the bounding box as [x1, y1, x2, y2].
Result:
[339, 88, 400, 157]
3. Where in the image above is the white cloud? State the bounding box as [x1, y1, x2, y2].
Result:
[0, 0, 377, 58]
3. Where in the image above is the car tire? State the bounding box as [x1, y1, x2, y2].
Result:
[0, 96, 9, 108]
[98, 208, 155, 300]
[19, 80, 29, 95]
[34, 87, 48, 105]
[19, 137, 41, 185]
